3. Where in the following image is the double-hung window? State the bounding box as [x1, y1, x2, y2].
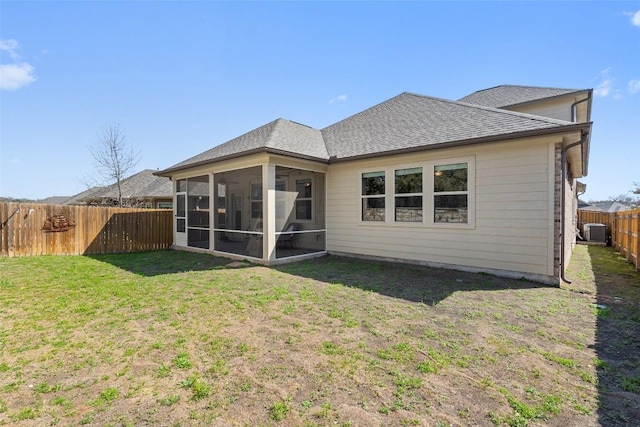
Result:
[361, 171, 385, 221]
[433, 162, 468, 223]
[295, 178, 312, 220]
[395, 167, 423, 222]
[250, 184, 262, 219]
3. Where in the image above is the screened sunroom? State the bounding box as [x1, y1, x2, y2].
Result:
[173, 162, 326, 263]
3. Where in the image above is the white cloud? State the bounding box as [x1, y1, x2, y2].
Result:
[629, 79, 640, 94]
[0, 39, 37, 91]
[329, 94, 347, 104]
[0, 39, 20, 60]
[0, 63, 37, 90]
[631, 10, 640, 26]
[594, 78, 612, 97]
[592, 68, 625, 99]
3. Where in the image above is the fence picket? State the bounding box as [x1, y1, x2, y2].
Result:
[578, 208, 640, 272]
[0, 202, 172, 257]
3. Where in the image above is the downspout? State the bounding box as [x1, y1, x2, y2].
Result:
[560, 131, 589, 283]
[571, 93, 591, 122]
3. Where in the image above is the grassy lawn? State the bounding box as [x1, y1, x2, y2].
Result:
[0, 245, 638, 426]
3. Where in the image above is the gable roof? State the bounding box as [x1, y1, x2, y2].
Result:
[78, 169, 172, 202]
[157, 89, 590, 175]
[38, 196, 72, 205]
[580, 201, 633, 213]
[458, 85, 586, 108]
[62, 187, 103, 205]
[162, 119, 328, 174]
[321, 92, 584, 160]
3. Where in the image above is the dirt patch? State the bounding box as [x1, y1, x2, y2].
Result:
[0, 248, 638, 425]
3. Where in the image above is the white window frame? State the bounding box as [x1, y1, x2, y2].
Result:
[394, 167, 424, 223]
[357, 156, 474, 229]
[361, 170, 386, 222]
[294, 175, 314, 222]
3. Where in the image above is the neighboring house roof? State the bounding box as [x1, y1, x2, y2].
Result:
[62, 187, 103, 205]
[38, 196, 71, 205]
[158, 90, 589, 175]
[78, 170, 172, 202]
[579, 201, 633, 213]
[458, 85, 586, 108]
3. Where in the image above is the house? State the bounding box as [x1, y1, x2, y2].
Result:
[67, 169, 173, 208]
[156, 85, 593, 284]
[579, 200, 633, 213]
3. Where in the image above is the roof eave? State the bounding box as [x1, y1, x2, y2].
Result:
[154, 148, 329, 177]
[329, 122, 592, 164]
[501, 89, 591, 110]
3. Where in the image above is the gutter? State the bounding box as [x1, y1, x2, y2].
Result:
[154, 147, 330, 177]
[328, 122, 591, 164]
[559, 130, 589, 284]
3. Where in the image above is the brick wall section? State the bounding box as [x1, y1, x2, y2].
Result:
[554, 145, 562, 278]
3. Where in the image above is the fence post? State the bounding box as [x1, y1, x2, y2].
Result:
[635, 210, 640, 271]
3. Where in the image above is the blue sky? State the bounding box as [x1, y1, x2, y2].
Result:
[1, 1, 639, 201]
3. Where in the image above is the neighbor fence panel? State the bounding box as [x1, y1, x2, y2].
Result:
[610, 208, 640, 272]
[577, 210, 614, 243]
[0, 202, 173, 257]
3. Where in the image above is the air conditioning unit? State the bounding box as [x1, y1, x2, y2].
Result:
[583, 223, 606, 242]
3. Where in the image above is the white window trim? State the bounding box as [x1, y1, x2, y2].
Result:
[394, 166, 424, 223]
[294, 174, 314, 223]
[361, 170, 387, 222]
[357, 156, 475, 229]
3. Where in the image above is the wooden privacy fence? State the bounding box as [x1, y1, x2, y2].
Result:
[0, 202, 173, 257]
[613, 208, 640, 272]
[578, 208, 640, 272]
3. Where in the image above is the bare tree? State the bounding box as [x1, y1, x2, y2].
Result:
[90, 124, 140, 206]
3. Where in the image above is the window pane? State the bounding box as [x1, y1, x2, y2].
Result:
[395, 168, 422, 194]
[362, 197, 385, 221]
[296, 179, 312, 198]
[176, 179, 187, 192]
[434, 164, 467, 192]
[296, 200, 312, 220]
[362, 172, 385, 195]
[434, 195, 468, 223]
[177, 218, 185, 233]
[395, 196, 423, 222]
[251, 184, 262, 200]
[251, 201, 263, 219]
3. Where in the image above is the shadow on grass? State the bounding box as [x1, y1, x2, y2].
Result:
[586, 245, 640, 425]
[87, 250, 253, 276]
[274, 254, 546, 306]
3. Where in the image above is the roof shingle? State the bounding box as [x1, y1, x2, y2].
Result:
[458, 84, 585, 108]
[158, 88, 589, 174]
[321, 92, 578, 159]
[165, 119, 328, 172]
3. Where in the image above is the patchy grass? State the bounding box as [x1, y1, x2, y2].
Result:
[0, 247, 637, 425]
[565, 244, 640, 425]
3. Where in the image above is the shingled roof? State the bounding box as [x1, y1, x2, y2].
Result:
[321, 92, 582, 160]
[162, 119, 328, 174]
[158, 89, 589, 175]
[79, 169, 172, 202]
[458, 85, 585, 108]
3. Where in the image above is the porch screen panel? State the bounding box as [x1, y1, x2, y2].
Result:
[276, 167, 326, 259]
[187, 175, 210, 249]
[213, 166, 263, 259]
